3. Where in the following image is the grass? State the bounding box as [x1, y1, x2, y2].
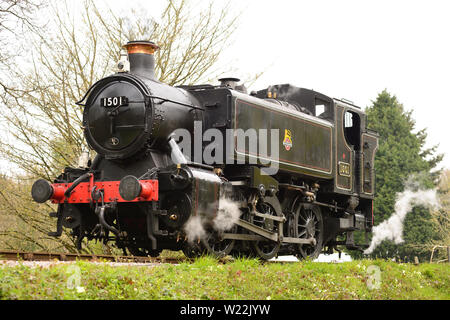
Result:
[0, 257, 448, 300]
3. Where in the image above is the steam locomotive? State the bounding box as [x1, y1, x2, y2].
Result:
[31, 41, 378, 260]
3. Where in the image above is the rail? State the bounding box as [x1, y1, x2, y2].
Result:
[0, 249, 299, 264]
[0, 250, 183, 264]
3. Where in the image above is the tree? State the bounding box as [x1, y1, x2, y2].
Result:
[360, 90, 443, 261]
[0, 175, 77, 252]
[0, 0, 44, 65]
[429, 169, 450, 261]
[0, 0, 240, 252]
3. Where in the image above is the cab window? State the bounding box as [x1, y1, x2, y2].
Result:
[344, 110, 360, 150]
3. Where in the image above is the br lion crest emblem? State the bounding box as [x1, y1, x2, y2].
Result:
[283, 129, 293, 151]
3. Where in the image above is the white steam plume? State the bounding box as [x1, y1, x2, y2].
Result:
[183, 215, 206, 243]
[364, 188, 439, 254]
[213, 197, 242, 232]
[183, 197, 242, 243]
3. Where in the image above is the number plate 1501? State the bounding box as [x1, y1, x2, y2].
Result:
[100, 96, 128, 108]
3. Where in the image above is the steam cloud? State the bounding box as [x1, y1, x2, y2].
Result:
[364, 180, 439, 254]
[183, 197, 242, 243]
[183, 215, 206, 243]
[212, 197, 242, 232]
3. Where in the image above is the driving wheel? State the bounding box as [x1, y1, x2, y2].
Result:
[294, 203, 323, 260]
[251, 196, 282, 260]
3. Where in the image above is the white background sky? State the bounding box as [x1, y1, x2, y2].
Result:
[229, 0, 450, 172]
[104, 0, 450, 169]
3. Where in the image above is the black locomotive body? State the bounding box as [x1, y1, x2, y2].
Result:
[31, 41, 378, 259]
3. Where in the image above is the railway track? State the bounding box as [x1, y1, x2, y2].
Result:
[0, 250, 183, 264]
[0, 249, 300, 265]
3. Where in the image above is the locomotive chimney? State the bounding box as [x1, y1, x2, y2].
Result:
[123, 40, 159, 80]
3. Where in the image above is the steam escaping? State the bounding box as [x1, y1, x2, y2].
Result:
[183, 215, 206, 243]
[213, 197, 242, 232]
[183, 197, 242, 243]
[364, 187, 439, 254]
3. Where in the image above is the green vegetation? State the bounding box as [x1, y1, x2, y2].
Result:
[353, 90, 444, 261]
[0, 257, 448, 300]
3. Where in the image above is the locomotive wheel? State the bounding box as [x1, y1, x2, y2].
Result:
[182, 242, 204, 259]
[250, 196, 282, 260]
[229, 237, 257, 259]
[126, 246, 162, 257]
[294, 203, 323, 260]
[201, 230, 235, 258]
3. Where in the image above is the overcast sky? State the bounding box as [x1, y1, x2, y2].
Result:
[103, 0, 449, 169]
[233, 0, 450, 171]
[229, 0, 450, 170]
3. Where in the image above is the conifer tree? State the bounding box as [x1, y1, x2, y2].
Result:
[361, 90, 443, 261]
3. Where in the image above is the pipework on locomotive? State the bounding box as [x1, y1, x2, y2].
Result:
[31, 40, 378, 260]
